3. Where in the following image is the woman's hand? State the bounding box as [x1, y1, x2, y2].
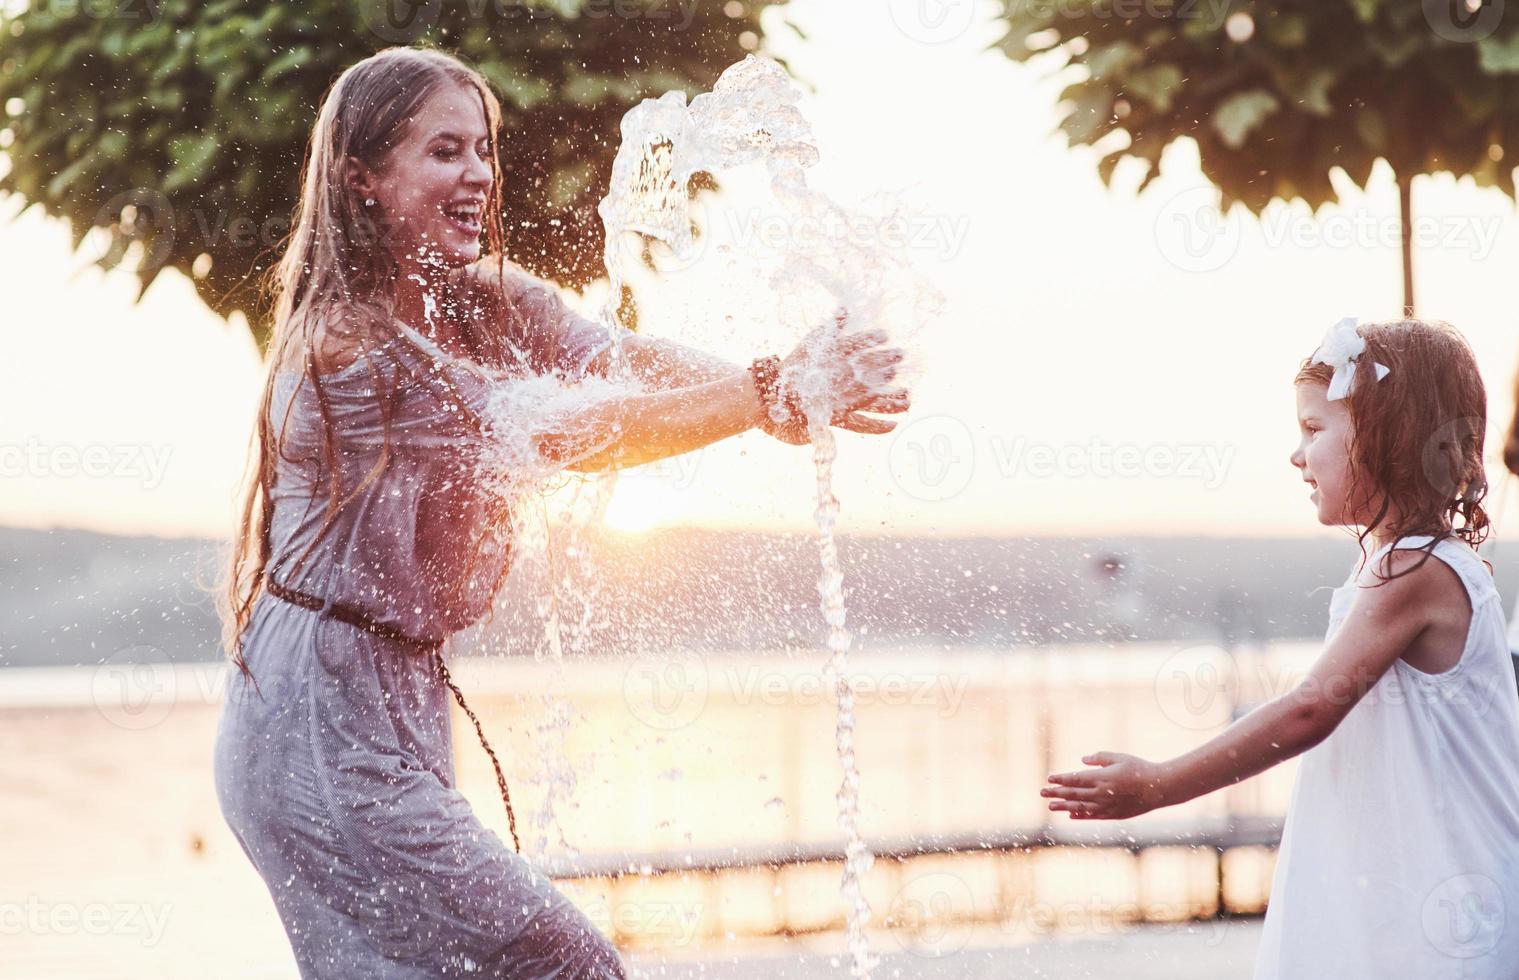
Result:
[764, 311, 911, 443]
[1041, 752, 1171, 820]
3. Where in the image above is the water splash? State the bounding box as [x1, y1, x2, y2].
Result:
[594, 55, 940, 977]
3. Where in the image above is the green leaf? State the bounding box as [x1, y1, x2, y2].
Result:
[1060, 84, 1116, 145]
[1354, 107, 1388, 152]
[1270, 66, 1339, 116]
[1213, 90, 1279, 149]
[1347, 0, 1382, 22]
[1085, 40, 1141, 80]
[45, 152, 94, 198]
[96, 129, 128, 162]
[164, 132, 218, 192]
[1263, 12, 1309, 48]
[1478, 33, 1519, 73]
[1125, 64, 1183, 111]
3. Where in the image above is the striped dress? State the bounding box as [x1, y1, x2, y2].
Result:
[214, 267, 628, 978]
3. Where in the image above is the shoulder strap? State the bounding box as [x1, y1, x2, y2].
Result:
[1428, 536, 1498, 605]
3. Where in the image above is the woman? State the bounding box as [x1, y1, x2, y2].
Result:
[212, 47, 907, 979]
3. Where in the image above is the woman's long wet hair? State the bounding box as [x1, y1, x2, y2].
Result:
[1294, 318, 1491, 582]
[215, 46, 522, 846]
[218, 46, 514, 673]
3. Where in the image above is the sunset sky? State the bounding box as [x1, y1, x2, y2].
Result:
[3, 0, 1519, 542]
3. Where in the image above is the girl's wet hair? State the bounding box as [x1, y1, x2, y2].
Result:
[1294, 318, 1490, 581]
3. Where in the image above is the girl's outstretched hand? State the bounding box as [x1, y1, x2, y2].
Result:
[1042, 752, 1170, 820]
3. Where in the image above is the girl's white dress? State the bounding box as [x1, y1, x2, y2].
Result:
[1254, 534, 1519, 979]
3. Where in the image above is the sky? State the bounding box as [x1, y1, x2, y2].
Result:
[2, 0, 1519, 542]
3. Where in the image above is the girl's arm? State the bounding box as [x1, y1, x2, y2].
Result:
[1042, 549, 1440, 819]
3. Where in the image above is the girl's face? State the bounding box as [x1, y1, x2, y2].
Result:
[351, 82, 493, 269]
[1291, 382, 1358, 526]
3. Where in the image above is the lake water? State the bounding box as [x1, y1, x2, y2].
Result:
[0, 642, 1311, 976]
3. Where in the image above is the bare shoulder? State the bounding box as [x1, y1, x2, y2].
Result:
[1369, 546, 1473, 671]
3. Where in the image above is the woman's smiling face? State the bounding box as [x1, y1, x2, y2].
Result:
[350, 82, 494, 269]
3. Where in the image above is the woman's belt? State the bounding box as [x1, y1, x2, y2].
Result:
[264, 578, 443, 651]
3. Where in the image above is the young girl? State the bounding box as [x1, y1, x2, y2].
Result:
[212, 47, 907, 978]
[1043, 318, 1519, 978]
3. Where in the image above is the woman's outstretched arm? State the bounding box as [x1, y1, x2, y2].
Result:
[550, 369, 768, 471]
[590, 334, 738, 389]
[599, 333, 904, 437]
[546, 327, 907, 472]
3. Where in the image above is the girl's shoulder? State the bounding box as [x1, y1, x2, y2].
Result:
[1361, 535, 1495, 607]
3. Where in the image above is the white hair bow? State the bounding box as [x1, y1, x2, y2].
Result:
[1311, 317, 1390, 401]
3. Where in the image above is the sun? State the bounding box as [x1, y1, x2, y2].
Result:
[600, 477, 677, 535]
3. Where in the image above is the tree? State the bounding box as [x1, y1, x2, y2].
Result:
[994, 0, 1519, 314]
[0, 0, 787, 342]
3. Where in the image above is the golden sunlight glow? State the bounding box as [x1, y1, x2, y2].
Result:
[601, 475, 680, 535]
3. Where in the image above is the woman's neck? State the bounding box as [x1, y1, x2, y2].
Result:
[391, 256, 460, 348]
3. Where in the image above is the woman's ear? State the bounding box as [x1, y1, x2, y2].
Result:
[344, 156, 377, 204]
